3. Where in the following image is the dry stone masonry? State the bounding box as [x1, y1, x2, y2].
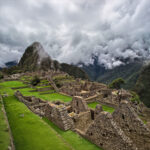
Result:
[13, 71, 150, 150]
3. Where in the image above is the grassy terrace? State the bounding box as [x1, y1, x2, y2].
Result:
[3, 96, 71, 150]
[88, 102, 115, 114]
[19, 88, 72, 102]
[0, 81, 100, 150]
[0, 96, 10, 150]
[44, 118, 100, 150]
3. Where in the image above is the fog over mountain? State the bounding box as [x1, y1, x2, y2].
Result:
[0, 0, 150, 68]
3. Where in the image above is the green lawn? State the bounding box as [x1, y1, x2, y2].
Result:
[0, 97, 11, 150]
[43, 118, 101, 150]
[88, 102, 115, 113]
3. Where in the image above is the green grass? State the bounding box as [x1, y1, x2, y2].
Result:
[88, 102, 99, 109]
[0, 81, 72, 102]
[43, 118, 101, 150]
[0, 81, 26, 88]
[0, 98, 10, 150]
[19, 87, 72, 102]
[88, 102, 115, 113]
[3, 95, 71, 150]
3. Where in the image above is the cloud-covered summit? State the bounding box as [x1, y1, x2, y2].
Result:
[0, 0, 150, 68]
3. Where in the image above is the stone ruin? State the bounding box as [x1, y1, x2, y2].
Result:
[14, 91, 150, 150]
[45, 102, 74, 130]
[15, 91, 73, 131]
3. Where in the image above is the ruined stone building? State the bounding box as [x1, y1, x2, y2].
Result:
[15, 90, 150, 150]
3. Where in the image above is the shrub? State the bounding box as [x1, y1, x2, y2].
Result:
[130, 91, 140, 104]
[31, 76, 40, 86]
[108, 78, 125, 89]
[0, 73, 4, 79]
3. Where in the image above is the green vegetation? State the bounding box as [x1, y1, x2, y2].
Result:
[88, 102, 115, 114]
[3, 95, 71, 150]
[130, 91, 140, 104]
[88, 102, 99, 109]
[31, 76, 40, 86]
[0, 97, 10, 150]
[135, 63, 150, 107]
[0, 72, 4, 79]
[0, 81, 72, 102]
[43, 118, 101, 150]
[83, 60, 143, 89]
[108, 78, 125, 89]
[102, 105, 115, 113]
[19, 87, 72, 102]
[61, 63, 89, 80]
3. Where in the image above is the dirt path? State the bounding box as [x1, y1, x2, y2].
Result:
[0, 95, 15, 150]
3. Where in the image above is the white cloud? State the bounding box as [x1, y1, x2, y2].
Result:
[0, 0, 150, 68]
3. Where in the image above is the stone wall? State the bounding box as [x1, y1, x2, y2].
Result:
[83, 112, 137, 150]
[15, 91, 47, 116]
[71, 96, 89, 114]
[45, 102, 74, 131]
[15, 91, 74, 131]
[73, 111, 92, 132]
[113, 101, 150, 150]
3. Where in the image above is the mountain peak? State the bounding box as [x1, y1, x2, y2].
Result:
[18, 41, 54, 71]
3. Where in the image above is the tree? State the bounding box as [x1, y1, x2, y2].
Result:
[0, 73, 4, 79]
[108, 78, 125, 89]
[31, 76, 40, 86]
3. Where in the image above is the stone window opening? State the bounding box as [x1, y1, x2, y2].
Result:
[122, 114, 125, 120]
[76, 101, 78, 107]
[89, 132, 93, 136]
[103, 93, 108, 98]
[90, 110, 95, 120]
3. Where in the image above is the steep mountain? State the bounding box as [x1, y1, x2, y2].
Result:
[135, 63, 150, 107]
[18, 42, 56, 71]
[82, 59, 143, 89]
[18, 42, 88, 79]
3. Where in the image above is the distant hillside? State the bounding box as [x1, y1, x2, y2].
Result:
[61, 63, 89, 80]
[135, 63, 150, 107]
[82, 59, 143, 89]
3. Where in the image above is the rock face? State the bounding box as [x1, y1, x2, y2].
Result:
[18, 42, 57, 71]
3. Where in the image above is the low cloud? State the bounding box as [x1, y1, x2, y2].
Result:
[0, 0, 150, 68]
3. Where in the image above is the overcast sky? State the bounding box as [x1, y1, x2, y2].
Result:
[0, 0, 150, 68]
